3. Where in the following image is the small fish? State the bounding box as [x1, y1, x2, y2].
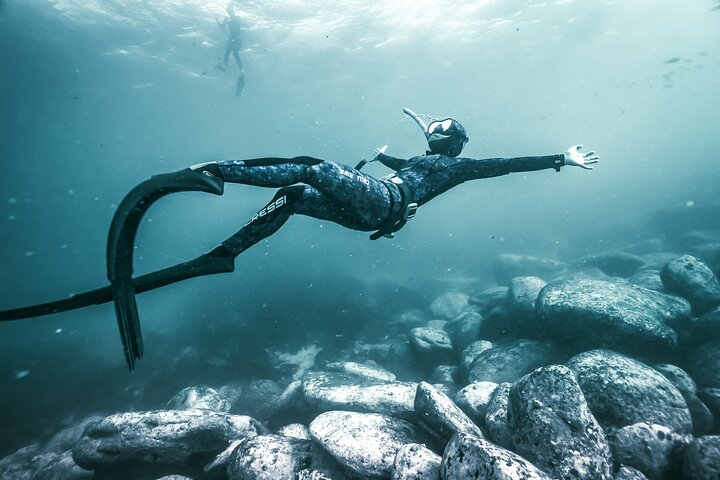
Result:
[664, 57, 681, 64]
[15, 370, 30, 380]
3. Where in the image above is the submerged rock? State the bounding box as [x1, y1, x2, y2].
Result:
[468, 339, 559, 384]
[443, 311, 483, 353]
[508, 365, 613, 480]
[578, 251, 646, 278]
[392, 443, 440, 480]
[607, 423, 689, 480]
[440, 432, 552, 480]
[615, 465, 650, 480]
[227, 434, 313, 480]
[536, 278, 687, 354]
[33, 450, 93, 480]
[686, 342, 720, 388]
[430, 291, 470, 319]
[301, 371, 416, 416]
[277, 423, 311, 440]
[414, 382, 484, 444]
[484, 383, 513, 448]
[468, 286, 508, 315]
[494, 253, 567, 286]
[567, 350, 693, 433]
[459, 340, 495, 381]
[408, 327, 454, 370]
[627, 269, 665, 291]
[167, 386, 231, 413]
[72, 409, 261, 479]
[660, 255, 720, 315]
[682, 436, 720, 479]
[454, 381, 498, 423]
[326, 361, 397, 382]
[309, 411, 421, 478]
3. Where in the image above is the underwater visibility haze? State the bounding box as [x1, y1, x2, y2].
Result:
[1, 0, 720, 475]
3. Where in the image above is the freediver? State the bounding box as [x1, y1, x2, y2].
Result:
[0, 107, 599, 370]
[215, 3, 245, 96]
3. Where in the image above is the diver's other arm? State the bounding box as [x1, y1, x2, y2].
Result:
[373, 146, 409, 170]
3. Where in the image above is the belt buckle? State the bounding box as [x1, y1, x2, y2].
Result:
[403, 202, 418, 221]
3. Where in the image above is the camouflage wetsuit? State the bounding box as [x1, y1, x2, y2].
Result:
[213, 152, 565, 256]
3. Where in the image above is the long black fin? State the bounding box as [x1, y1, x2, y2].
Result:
[107, 168, 224, 371]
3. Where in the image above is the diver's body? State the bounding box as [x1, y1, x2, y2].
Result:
[199, 147, 574, 258]
[0, 107, 599, 370]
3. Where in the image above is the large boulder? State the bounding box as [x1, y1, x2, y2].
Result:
[33, 450, 94, 480]
[440, 432, 552, 480]
[660, 255, 720, 315]
[508, 365, 613, 480]
[414, 382, 484, 444]
[654, 363, 715, 435]
[459, 340, 495, 381]
[326, 361, 397, 382]
[301, 371, 416, 416]
[607, 423, 689, 480]
[72, 409, 261, 479]
[566, 350, 692, 433]
[468, 339, 559, 384]
[468, 286, 508, 316]
[309, 411, 421, 478]
[535, 279, 688, 354]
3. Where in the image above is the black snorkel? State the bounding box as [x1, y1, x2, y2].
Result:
[404, 107, 468, 157]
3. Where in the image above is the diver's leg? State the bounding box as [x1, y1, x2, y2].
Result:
[232, 48, 243, 70]
[205, 157, 393, 229]
[212, 184, 358, 257]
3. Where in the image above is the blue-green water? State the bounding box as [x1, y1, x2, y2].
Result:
[1, 0, 719, 457]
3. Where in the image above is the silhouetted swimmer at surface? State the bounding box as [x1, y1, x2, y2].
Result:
[215, 3, 245, 96]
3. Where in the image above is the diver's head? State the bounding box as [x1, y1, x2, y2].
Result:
[426, 118, 468, 157]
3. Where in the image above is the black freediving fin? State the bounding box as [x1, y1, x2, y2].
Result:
[107, 168, 224, 370]
[0, 250, 236, 323]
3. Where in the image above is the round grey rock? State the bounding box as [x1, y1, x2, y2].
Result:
[536, 279, 687, 354]
[608, 423, 689, 480]
[414, 382, 484, 444]
[682, 435, 720, 480]
[441, 432, 552, 480]
[309, 411, 421, 478]
[566, 350, 693, 433]
[443, 311, 483, 352]
[468, 339, 559, 384]
[508, 365, 612, 480]
[301, 371, 416, 416]
[392, 443, 440, 480]
[408, 327, 454, 369]
[430, 291, 470, 319]
[454, 381, 498, 423]
[661, 255, 720, 315]
[615, 465, 649, 480]
[484, 383, 513, 449]
[227, 434, 313, 480]
[459, 340, 495, 381]
[72, 409, 261, 479]
[686, 342, 720, 388]
[167, 386, 231, 413]
[578, 251, 646, 278]
[627, 269, 665, 292]
[277, 423, 311, 440]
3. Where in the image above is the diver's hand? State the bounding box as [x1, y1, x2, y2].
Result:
[373, 145, 388, 160]
[564, 145, 599, 170]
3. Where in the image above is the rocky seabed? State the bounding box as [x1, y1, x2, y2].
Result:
[3, 239, 720, 479]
